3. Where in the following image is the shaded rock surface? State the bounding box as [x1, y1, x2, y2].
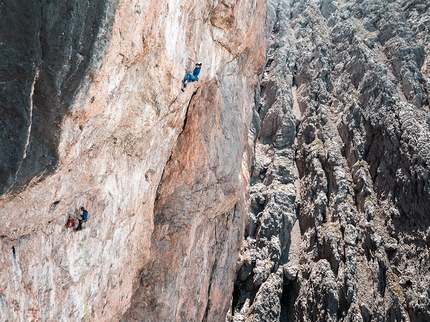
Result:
[0, 0, 116, 196]
[232, 0, 430, 321]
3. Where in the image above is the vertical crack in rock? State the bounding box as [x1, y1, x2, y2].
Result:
[22, 66, 39, 160]
[154, 89, 199, 204]
[203, 217, 220, 322]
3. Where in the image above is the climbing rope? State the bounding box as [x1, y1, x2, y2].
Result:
[81, 230, 89, 321]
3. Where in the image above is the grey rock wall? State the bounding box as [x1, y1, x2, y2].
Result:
[0, 0, 115, 196]
[232, 0, 430, 321]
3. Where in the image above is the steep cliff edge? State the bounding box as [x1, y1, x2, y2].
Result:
[0, 0, 265, 321]
[233, 0, 430, 321]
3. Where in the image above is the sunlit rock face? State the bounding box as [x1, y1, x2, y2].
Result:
[0, 0, 266, 321]
[232, 0, 430, 321]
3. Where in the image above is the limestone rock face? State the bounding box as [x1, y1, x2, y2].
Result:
[0, 0, 265, 321]
[232, 0, 430, 321]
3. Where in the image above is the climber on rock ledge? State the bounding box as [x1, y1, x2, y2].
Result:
[181, 57, 202, 92]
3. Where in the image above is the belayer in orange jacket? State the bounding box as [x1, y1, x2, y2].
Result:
[66, 216, 75, 228]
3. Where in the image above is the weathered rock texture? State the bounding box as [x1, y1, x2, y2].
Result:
[2, 0, 430, 321]
[0, 0, 265, 321]
[232, 0, 430, 321]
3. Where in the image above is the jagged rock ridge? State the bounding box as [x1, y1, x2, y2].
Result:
[232, 0, 430, 321]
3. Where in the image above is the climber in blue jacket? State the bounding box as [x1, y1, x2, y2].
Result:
[182, 58, 202, 92]
[76, 207, 88, 231]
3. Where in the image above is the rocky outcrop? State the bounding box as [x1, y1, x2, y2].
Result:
[230, 0, 300, 320]
[232, 0, 430, 321]
[0, 0, 265, 321]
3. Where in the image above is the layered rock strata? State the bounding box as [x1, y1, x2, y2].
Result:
[0, 0, 265, 321]
[232, 0, 430, 321]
